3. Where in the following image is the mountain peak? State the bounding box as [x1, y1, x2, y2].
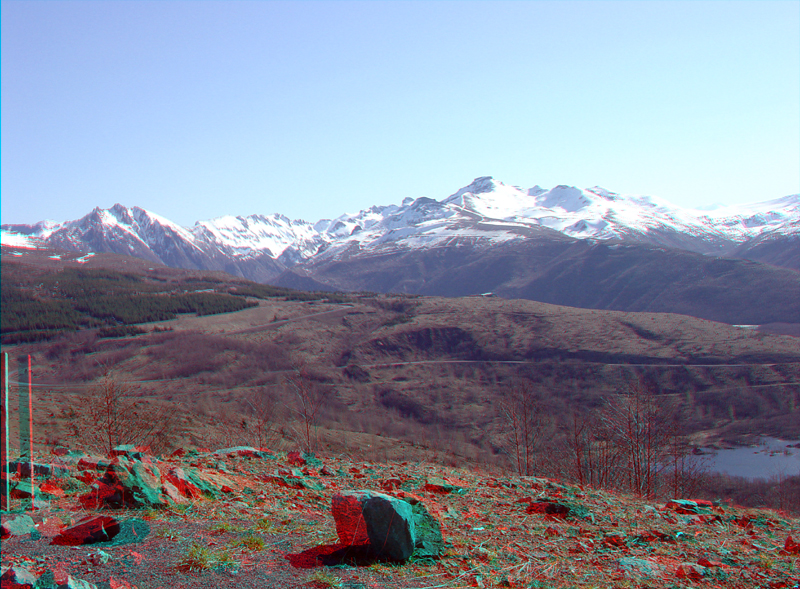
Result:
[464, 176, 497, 195]
[443, 177, 500, 208]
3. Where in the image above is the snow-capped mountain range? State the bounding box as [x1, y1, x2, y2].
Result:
[3, 177, 799, 282]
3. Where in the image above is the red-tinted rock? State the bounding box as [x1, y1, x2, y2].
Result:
[170, 448, 186, 458]
[786, 535, 800, 554]
[162, 466, 204, 500]
[52, 446, 69, 456]
[78, 456, 112, 471]
[331, 490, 416, 562]
[110, 445, 150, 460]
[665, 499, 716, 515]
[287, 451, 306, 466]
[381, 478, 402, 492]
[161, 480, 188, 505]
[544, 526, 561, 537]
[635, 530, 675, 543]
[39, 481, 65, 498]
[603, 533, 627, 549]
[10, 481, 38, 499]
[80, 457, 166, 508]
[51, 515, 120, 546]
[0, 565, 37, 588]
[423, 477, 464, 494]
[331, 492, 370, 546]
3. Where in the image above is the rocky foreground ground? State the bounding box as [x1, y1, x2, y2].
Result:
[2, 445, 799, 589]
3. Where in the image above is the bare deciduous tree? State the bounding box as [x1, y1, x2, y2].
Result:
[242, 387, 280, 449]
[70, 372, 177, 456]
[601, 383, 672, 497]
[564, 410, 620, 490]
[500, 381, 550, 476]
[563, 383, 704, 498]
[285, 367, 326, 454]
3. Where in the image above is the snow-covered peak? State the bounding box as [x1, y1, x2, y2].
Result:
[1, 229, 46, 249]
[195, 213, 322, 258]
[3, 178, 797, 270]
[535, 185, 592, 212]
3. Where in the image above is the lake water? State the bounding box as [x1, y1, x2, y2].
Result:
[701, 438, 800, 479]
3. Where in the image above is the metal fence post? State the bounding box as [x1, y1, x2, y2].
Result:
[1, 352, 9, 510]
[17, 354, 34, 510]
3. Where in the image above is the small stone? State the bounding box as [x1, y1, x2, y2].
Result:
[381, 478, 402, 491]
[110, 445, 149, 460]
[10, 480, 39, 499]
[676, 562, 706, 580]
[423, 477, 464, 494]
[60, 576, 98, 589]
[40, 481, 66, 498]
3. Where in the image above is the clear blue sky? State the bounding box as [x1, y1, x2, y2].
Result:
[2, 1, 798, 227]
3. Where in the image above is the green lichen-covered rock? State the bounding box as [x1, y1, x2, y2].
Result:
[424, 477, 466, 495]
[3, 514, 35, 537]
[110, 457, 167, 507]
[410, 502, 444, 558]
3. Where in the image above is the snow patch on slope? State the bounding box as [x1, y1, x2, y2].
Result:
[1, 230, 45, 249]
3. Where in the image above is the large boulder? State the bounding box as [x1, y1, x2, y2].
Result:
[332, 490, 440, 562]
[80, 457, 165, 509]
[0, 565, 37, 588]
[51, 515, 121, 546]
[212, 446, 274, 459]
[2, 515, 36, 538]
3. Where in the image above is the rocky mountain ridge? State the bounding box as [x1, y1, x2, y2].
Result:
[3, 177, 799, 324]
[5, 177, 799, 271]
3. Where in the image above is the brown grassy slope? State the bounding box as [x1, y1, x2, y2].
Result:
[3, 247, 800, 463]
[5, 292, 800, 461]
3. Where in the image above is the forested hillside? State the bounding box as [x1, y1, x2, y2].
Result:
[0, 266, 259, 343]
